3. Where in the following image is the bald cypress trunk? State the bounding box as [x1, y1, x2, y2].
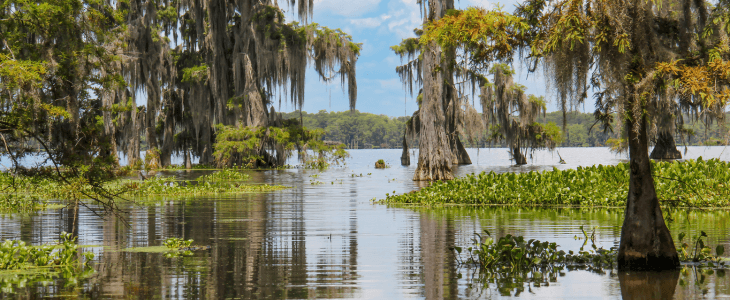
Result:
[443, 47, 471, 165]
[414, 40, 453, 181]
[650, 132, 681, 160]
[413, 0, 454, 181]
[617, 115, 679, 271]
[160, 106, 175, 167]
[401, 134, 410, 166]
[512, 147, 527, 165]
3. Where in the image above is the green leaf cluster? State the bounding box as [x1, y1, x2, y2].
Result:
[0, 232, 95, 293]
[380, 158, 730, 207]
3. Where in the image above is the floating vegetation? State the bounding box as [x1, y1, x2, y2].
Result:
[123, 238, 209, 259]
[0, 233, 95, 293]
[0, 194, 46, 214]
[453, 227, 727, 296]
[124, 176, 287, 197]
[677, 231, 725, 267]
[375, 159, 388, 169]
[0, 171, 286, 209]
[197, 170, 251, 182]
[380, 158, 730, 207]
[454, 228, 617, 273]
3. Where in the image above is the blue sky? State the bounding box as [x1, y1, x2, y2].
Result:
[275, 0, 574, 118]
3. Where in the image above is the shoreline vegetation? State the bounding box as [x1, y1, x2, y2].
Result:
[379, 158, 730, 208]
[0, 170, 287, 213]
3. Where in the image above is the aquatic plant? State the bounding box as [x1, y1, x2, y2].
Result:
[380, 158, 730, 208]
[163, 238, 193, 250]
[124, 176, 286, 197]
[676, 231, 726, 266]
[0, 171, 284, 210]
[454, 229, 616, 272]
[197, 170, 250, 182]
[0, 233, 95, 293]
[375, 159, 388, 169]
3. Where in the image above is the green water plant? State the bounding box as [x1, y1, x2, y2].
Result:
[0, 232, 95, 293]
[380, 158, 730, 208]
[454, 230, 617, 272]
[124, 176, 286, 197]
[163, 238, 193, 250]
[676, 231, 726, 266]
[197, 170, 250, 182]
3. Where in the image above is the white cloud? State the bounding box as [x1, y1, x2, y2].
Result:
[313, 0, 383, 17]
[351, 13, 393, 28]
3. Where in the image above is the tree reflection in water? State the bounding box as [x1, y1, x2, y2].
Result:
[618, 270, 679, 299]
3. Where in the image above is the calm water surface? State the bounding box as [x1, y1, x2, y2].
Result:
[1, 147, 730, 299]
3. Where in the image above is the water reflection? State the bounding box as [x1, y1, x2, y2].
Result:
[619, 270, 680, 299]
[1, 148, 730, 298]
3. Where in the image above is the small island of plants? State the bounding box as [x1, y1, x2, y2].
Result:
[379, 158, 730, 208]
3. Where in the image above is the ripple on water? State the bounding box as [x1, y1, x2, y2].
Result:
[0, 147, 729, 299]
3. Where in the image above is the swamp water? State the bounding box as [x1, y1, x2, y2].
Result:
[1, 147, 730, 299]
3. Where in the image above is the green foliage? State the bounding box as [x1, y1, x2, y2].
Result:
[380, 158, 730, 207]
[0, 232, 95, 293]
[676, 231, 726, 266]
[197, 170, 250, 182]
[213, 124, 293, 168]
[281, 110, 410, 149]
[213, 120, 348, 169]
[0, 0, 128, 215]
[455, 229, 616, 271]
[163, 238, 193, 250]
[181, 64, 209, 83]
[0, 171, 283, 210]
[123, 175, 286, 197]
[421, 7, 528, 63]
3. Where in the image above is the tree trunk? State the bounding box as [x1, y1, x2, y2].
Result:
[617, 116, 679, 271]
[443, 46, 471, 166]
[512, 147, 527, 165]
[160, 106, 175, 167]
[184, 148, 192, 169]
[413, 41, 453, 181]
[650, 131, 681, 160]
[451, 136, 472, 165]
[198, 120, 214, 165]
[401, 134, 410, 166]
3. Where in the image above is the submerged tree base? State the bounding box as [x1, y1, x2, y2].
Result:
[650, 132, 682, 160]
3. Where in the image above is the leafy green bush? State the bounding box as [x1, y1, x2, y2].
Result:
[213, 120, 348, 169]
[380, 158, 730, 207]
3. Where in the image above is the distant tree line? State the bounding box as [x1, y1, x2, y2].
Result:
[281, 110, 730, 149]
